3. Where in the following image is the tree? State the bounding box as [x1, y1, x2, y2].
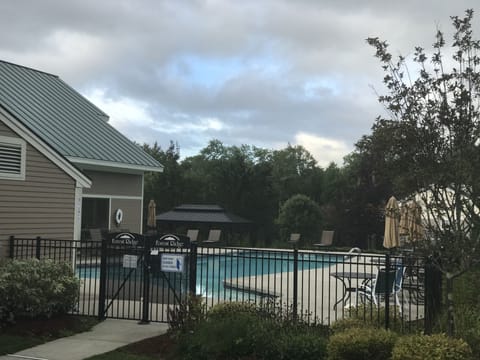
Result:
[270, 144, 320, 203]
[366, 9, 480, 335]
[276, 194, 322, 246]
[142, 141, 182, 213]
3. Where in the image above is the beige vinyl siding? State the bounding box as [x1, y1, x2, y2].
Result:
[0, 121, 76, 257]
[110, 198, 142, 233]
[83, 170, 142, 197]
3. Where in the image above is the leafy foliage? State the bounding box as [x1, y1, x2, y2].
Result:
[276, 194, 322, 245]
[176, 301, 328, 360]
[167, 294, 205, 336]
[327, 327, 397, 360]
[391, 333, 473, 360]
[365, 9, 480, 335]
[0, 259, 79, 322]
[143, 138, 387, 248]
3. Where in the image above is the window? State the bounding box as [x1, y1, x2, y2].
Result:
[81, 197, 110, 240]
[0, 136, 26, 180]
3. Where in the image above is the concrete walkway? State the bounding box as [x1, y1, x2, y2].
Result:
[0, 319, 169, 360]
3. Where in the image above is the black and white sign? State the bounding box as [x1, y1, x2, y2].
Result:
[153, 233, 190, 249]
[161, 254, 185, 273]
[123, 254, 138, 268]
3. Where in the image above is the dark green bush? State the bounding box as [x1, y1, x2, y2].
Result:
[177, 301, 328, 360]
[272, 328, 328, 360]
[330, 318, 371, 333]
[327, 327, 397, 360]
[178, 309, 267, 360]
[0, 259, 79, 320]
[391, 333, 472, 360]
[346, 304, 409, 333]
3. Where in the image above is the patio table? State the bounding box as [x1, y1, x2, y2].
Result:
[330, 271, 375, 309]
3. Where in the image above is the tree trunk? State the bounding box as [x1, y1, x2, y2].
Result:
[446, 273, 454, 337]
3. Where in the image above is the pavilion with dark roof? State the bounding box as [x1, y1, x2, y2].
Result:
[155, 204, 253, 244]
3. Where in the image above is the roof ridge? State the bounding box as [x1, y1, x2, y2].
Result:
[0, 59, 59, 78]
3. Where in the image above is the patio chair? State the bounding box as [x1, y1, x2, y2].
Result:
[288, 233, 301, 243]
[204, 229, 222, 243]
[186, 229, 199, 242]
[314, 230, 334, 247]
[358, 266, 404, 313]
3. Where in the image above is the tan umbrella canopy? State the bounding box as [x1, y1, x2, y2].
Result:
[408, 201, 424, 242]
[399, 202, 410, 238]
[383, 196, 400, 249]
[399, 201, 424, 244]
[147, 199, 157, 228]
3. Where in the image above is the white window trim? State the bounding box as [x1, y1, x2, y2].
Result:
[0, 135, 26, 181]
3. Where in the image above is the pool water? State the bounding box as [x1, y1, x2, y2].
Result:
[77, 249, 340, 300]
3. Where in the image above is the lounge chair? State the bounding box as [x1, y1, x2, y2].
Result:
[314, 230, 334, 247]
[288, 233, 301, 243]
[358, 264, 405, 313]
[204, 229, 222, 243]
[186, 229, 199, 242]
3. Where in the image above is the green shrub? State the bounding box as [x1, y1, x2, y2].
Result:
[434, 304, 480, 357]
[392, 333, 472, 360]
[206, 301, 257, 320]
[167, 294, 205, 335]
[0, 259, 79, 320]
[178, 310, 267, 360]
[330, 318, 371, 333]
[327, 327, 397, 360]
[177, 301, 328, 360]
[346, 304, 409, 333]
[272, 328, 328, 360]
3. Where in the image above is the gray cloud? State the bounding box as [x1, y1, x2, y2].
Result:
[0, 0, 479, 165]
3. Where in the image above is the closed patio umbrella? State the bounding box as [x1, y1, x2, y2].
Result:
[383, 196, 400, 249]
[399, 202, 410, 238]
[147, 199, 157, 229]
[408, 201, 424, 242]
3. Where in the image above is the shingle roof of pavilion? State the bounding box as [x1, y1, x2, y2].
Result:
[156, 204, 252, 224]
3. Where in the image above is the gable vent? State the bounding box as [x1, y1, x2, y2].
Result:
[0, 136, 26, 180]
[0, 142, 22, 174]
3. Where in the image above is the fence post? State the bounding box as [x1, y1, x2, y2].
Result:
[384, 253, 391, 330]
[98, 238, 107, 320]
[293, 246, 298, 320]
[140, 235, 151, 324]
[189, 242, 198, 294]
[35, 236, 41, 259]
[424, 257, 441, 334]
[9, 236, 14, 259]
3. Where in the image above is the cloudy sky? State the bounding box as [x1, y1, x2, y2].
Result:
[0, 1, 478, 167]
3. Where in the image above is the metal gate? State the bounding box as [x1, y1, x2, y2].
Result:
[97, 232, 196, 323]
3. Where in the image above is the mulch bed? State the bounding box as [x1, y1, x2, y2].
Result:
[1, 315, 98, 338]
[122, 333, 177, 359]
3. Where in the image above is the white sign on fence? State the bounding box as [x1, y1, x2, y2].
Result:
[161, 254, 185, 273]
[122, 254, 138, 268]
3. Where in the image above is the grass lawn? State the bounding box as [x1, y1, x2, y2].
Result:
[0, 315, 99, 355]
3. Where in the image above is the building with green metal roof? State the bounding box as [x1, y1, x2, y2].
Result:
[0, 60, 163, 252]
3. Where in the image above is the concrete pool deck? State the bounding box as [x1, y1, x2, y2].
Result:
[76, 252, 424, 325]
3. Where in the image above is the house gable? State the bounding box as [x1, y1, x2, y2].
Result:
[0, 119, 78, 256]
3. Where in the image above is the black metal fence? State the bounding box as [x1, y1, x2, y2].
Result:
[8, 235, 440, 332]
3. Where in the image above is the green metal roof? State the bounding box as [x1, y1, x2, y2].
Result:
[0, 60, 163, 171]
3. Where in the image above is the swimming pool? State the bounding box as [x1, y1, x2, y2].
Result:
[195, 250, 340, 299]
[76, 249, 341, 300]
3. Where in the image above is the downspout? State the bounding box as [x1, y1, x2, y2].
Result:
[73, 184, 83, 241]
[72, 183, 83, 271]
